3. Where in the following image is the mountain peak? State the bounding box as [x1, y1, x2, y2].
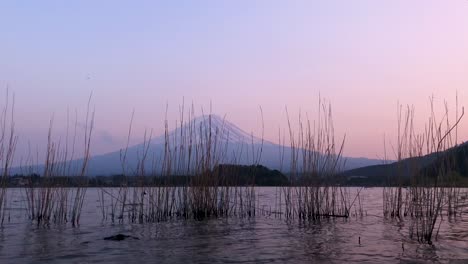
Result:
[153, 114, 265, 145]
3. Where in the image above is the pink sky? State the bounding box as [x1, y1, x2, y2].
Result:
[1, 1, 468, 161]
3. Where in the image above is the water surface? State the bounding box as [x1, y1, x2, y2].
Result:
[0, 187, 467, 263]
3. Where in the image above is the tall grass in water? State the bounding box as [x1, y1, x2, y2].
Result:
[282, 98, 349, 220]
[70, 96, 95, 226]
[103, 110, 134, 223]
[99, 103, 264, 223]
[23, 96, 95, 226]
[0, 90, 18, 224]
[382, 105, 415, 218]
[383, 96, 465, 244]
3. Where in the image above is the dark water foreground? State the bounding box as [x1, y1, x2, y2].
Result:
[0, 188, 467, 263]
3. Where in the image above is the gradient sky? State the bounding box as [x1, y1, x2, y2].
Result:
[1, 0, 468, 161]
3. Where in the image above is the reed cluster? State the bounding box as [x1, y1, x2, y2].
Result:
[280, 98, 352, 221]
[0, 90, 465, 244]
[23, 95, 94, 226]
[98, 99, 357, 224]
[383, 96, 465, 244]
[99, 105, 263, 223]
[0, 90, 18, 224]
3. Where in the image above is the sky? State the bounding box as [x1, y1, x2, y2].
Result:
[1, 0, 468, 161]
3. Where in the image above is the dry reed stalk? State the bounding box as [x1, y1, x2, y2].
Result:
[21, 95, 94, 226]
[97, 101, 266, 223]
[282, 97, 348, 221]
[70, 94, 94, 226]
[384, 95, 465, 244]
[0, 89, 18, 224]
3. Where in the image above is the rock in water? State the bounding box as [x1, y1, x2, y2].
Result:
[104, 234, 139, 241]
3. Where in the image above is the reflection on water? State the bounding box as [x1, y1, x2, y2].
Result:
[0, 188, 467, 263]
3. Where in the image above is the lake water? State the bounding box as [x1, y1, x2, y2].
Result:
[0, 187, 467, 263]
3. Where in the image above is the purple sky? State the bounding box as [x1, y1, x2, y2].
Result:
[1, 1, 468, 161]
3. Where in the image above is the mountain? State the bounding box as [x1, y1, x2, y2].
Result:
[86, 115, 384, 176]
[342, 142, 468, 186]
[12, 115, 384, 176]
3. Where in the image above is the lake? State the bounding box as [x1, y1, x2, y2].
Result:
[0, 187, 467, 263]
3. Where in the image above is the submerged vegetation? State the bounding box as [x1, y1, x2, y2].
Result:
[0, 90, 467, 246]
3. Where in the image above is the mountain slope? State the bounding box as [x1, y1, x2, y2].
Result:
[12, 115, 384, 176]
[342, 142, 468, 186]
[85, 115, 384, 175]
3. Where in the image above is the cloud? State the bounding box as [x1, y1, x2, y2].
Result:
[96, 130, 115, 145]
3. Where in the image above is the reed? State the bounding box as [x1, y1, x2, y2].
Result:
[282, 97, 349, 221]
[23, 95, 95, 226]
[0, 89, 18, 225]
[382, 104, 415, 218]
[98, 103, 263, 223]
[10, 92, 465, 243]
[383, 95, 465, 244]
[70, 95, 94, 226]
[98, 110, 134, 223]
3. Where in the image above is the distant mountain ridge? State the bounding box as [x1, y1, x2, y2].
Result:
[11, 114, 384, 176]
[342, 141, 468, 186]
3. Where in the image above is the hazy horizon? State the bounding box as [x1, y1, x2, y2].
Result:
[1, 1, 468, 161]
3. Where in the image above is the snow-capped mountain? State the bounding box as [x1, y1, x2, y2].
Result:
[11, 114, 384, 176]
[151, 114, 267, 146]
[81, 114, 383, 176]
